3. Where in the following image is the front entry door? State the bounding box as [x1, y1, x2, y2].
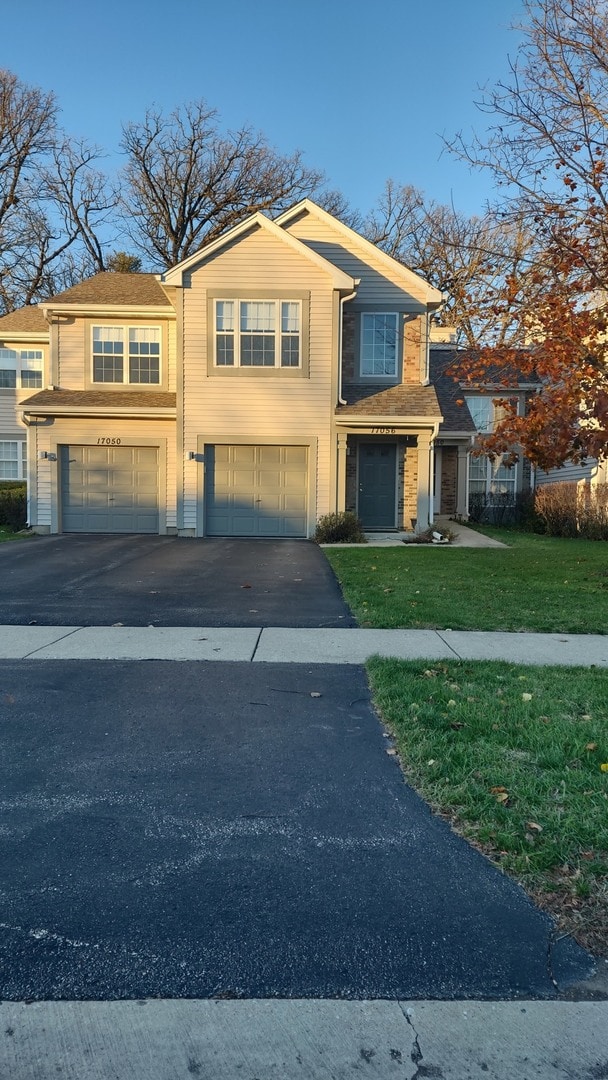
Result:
[358, 442, 397, 528]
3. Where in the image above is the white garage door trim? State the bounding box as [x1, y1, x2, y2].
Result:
[60, 444, 161, 534]
[200, 439, 314, 538]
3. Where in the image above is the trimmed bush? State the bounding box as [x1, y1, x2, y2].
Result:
[0, 483, 27, 531]
[315, 511, 366, 544]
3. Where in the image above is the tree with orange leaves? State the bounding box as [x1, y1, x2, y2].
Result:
[447, 0, 608, 469]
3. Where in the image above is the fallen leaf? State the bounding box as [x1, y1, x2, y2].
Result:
[450, 722, 466, 730]
[522, 693, 533, 702]
[310, 692, 321, 698]
[490, 786, 508, 794]
[600, 763, 608, 772]
[585, 742, 598, 751]
[495, 792, 510, 804]
[386, 748, 398, 756]
[526, 821, 543, 832]
[240, 584, 252, 589]
[581, 714, 592, 721]
[447, 699, 457, 707]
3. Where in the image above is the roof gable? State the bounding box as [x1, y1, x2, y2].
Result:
[276, 199, 444, 308]
[161, 213, 355, 290]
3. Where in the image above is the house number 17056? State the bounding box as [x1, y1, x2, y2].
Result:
[97, 437, 122, 445]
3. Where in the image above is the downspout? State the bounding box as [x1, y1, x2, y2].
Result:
[338, 281, 360, 405]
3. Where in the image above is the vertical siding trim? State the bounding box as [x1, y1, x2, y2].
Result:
[175, 286, 185, 531]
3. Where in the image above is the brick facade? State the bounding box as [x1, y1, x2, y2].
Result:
[440, 447, 458, 514]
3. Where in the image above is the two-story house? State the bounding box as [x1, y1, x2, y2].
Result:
[5, 199, 447, 537]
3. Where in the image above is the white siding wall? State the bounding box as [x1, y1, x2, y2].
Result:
[31, 419, 176, 531]
[284, 212, 428, 308]
[57, 320, 86, 388]
[181, 227, 337, 534]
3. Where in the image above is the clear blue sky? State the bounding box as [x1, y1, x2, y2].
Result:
[2, 0, 525, 218]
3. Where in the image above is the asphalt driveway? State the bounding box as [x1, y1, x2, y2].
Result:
[0, 660, 593, 1001]
[0, 535, 355, 627]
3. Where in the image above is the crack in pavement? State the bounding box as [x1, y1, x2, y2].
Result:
[398, 1002, 445, 1079]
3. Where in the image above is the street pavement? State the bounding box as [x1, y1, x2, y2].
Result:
[1, 534, 607, 1078]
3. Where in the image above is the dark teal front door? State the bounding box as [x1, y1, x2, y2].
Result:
[358, 442, 397, 528]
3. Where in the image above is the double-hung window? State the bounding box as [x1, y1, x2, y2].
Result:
[0, 440, 26, 480]
[0, 349, 43, 389]
[466, 395, 517, 502]
[360, 313, 399, 377]
[92, 326, 161, 384]
[215, 300, 301, 368]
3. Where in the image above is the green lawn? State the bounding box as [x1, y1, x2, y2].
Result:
[368, 657, 608, 956]
[325, 529, 608, 633]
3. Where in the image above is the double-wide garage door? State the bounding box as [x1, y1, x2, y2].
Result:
[205, 444, 308, 537]
[60, 445, 159, 533]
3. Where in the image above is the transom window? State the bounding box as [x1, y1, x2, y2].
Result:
[215, 300, 301, 368]
[0, 440, 26, 480]
[0, 349, 43, 389]
[361, 313, 399, 377]
[92, 326, 161, 384]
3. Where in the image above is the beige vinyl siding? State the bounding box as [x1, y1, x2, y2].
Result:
[181, 226, 337, 534]
[57, 320, 86, 387]
[30, 418, 176, 532]
[0, 393, 27, 435]
[56, 317, 176, 390]
[283, 212, 428, 308]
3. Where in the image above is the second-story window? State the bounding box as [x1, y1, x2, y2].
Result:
[360, 313, 399, 377]
[215, 300, 301, 368]
[92, 327, 161, 384]
[0, 349, 43, 389]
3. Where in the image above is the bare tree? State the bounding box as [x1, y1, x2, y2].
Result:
[362, 180, 538, 347]
[119, 101, 326, 268]
[448, 0, 608, 289]
[0, 70, 118, 313]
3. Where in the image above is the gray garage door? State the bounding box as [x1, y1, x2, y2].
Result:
[60, 445, 159, 533]
[205, 444, 308, 537]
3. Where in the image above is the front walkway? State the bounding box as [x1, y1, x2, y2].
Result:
[0, 625, 605, 666]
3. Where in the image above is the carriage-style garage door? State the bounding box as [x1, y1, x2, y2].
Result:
[205, 444, 308, 537]
[60, 445, 159, 533]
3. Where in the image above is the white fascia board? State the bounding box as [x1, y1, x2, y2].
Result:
[335, 414, 442, 428]
[22, 407, 176, 420]
[276, 199, 444, 307]
[161, 212, 356, 290]
[38, 304, 175, 320]
[0, 330, 49, 342]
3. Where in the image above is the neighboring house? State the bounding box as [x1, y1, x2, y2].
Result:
[429, 341, 535, 518]
[7, 199, 447, 537]
[0, 307, 48, 493]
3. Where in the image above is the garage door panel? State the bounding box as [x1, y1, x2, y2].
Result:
[61, 445, 159, 533]
[205, 444, 308, 537]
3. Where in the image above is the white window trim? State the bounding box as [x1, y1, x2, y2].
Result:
[0, 439, 27, 480]
[468, 454, 518, 500]
[213, 299, 302, 369]
[360, 312, 400, 380]
[91, 325, 162, 386]
[0, 348, 44, 390]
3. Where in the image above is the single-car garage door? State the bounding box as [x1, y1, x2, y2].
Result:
[60, 445, 159, 533]
[205, 444, 308, 537]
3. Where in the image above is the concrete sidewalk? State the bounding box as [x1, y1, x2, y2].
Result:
[1, 623, 605, 665]
[2, 998, 608, 1079]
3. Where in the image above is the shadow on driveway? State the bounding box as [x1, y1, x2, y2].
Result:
[0, 535, 355, 627]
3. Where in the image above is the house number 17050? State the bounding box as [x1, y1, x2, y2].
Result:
[97, 437, 122, 445]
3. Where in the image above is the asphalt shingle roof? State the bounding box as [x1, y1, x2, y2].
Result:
[0, 307, 48, 333]
[21, 389, 176, 410]
[336, 383, 442, 419]
[45, 273, 172, 307]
